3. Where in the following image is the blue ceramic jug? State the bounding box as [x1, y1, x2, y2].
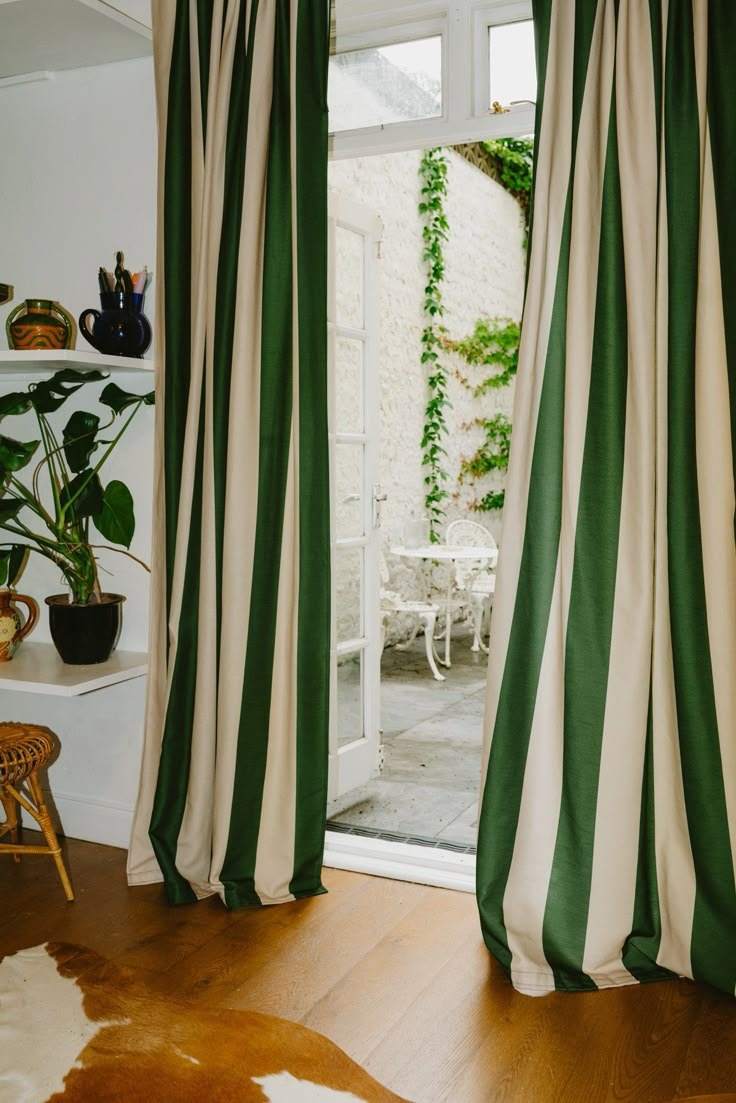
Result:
[79, 291, 151, 358]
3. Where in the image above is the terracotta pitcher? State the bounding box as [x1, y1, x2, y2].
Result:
[0, 589, 38, 661]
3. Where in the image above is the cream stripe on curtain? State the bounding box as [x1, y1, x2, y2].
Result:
[477, 0, 736, 995]
[127, 0, 331, 908]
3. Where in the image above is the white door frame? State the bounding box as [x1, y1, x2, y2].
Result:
[327, 194, 383, 802]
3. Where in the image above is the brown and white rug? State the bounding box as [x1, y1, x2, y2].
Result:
[0, 942, 411, 1102]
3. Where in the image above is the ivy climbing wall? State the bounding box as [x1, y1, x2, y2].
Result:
[329, 147, 525, 626]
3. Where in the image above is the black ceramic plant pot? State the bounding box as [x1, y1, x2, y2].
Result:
[45, 594, 126, 665]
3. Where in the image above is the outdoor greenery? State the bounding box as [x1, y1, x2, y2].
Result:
[0, 368, 154, 604]
[482, 136, 534, 231]
[418, 147, 452, 542]
[418, 139, 527, 522]
[443, 318, 520, 512]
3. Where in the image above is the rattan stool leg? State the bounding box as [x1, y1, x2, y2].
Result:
[25, 772, 74, 902]
[0, 788, 20, 862]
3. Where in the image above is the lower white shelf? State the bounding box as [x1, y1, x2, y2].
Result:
[0, 643, 147, 696]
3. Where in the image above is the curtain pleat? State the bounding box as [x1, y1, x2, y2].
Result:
[127, 0, 331, 908]
[477, 0, 736, 995]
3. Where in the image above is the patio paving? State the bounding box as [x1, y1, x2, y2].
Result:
[327, 624, 488, 848]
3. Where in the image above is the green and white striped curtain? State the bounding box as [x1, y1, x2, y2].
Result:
[127, 0, 331, 907]
[478, 0, 736, 995]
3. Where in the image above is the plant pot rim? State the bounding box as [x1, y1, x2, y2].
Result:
[45, 593, 126, 607]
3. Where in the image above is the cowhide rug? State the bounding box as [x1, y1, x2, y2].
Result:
[0, 942, 412, 1103]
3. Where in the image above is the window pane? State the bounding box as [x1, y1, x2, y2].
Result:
[335, 225, 364, 329]
[489, 21, 537, 108]
[329, 36, 442, 134]
[335, 545, 363, 642]
[337, 650, 364, 748]
[335, 442, 364, 540]
[335, 336, 364, 434]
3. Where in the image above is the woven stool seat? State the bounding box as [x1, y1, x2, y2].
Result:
[0, 721, 74, 901]
[0, 722, 55, 786]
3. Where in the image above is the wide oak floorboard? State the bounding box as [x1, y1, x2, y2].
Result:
[2, 835, 736, 1103]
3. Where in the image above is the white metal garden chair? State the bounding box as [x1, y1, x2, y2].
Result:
[445, 519, 497, 654]
[380, 555, 445, 681]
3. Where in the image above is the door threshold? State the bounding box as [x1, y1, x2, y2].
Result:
[323, 827, 476, 893]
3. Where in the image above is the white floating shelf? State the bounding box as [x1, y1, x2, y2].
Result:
[0, 643, 147, 697]
[0, 0, 151, 84]
[0, 349, 153, 374]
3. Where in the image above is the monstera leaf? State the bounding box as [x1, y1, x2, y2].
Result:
[0, 392, 32, 420]
[60, 470, 104, 522]
[0, 434, 39, 474]
[30, 368, 109, 414]
[0, 498, 23, 524]
[63, 411, 101, 473]
[93, 480, 135, 548]
[100, 382, 155, 414]
[0, 545, 29, 588]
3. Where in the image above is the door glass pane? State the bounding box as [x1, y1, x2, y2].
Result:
[329, 36, 442, 133]
[335, 545, 363, 642]
[335, 335, 364, 433]
[489, 21, 537, 107]
[335, 226, 364, 329]
[335, 442, 364, 539]
[337, 650, 364, 748]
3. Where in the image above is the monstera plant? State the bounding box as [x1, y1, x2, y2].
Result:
[0, 368, 154, 663]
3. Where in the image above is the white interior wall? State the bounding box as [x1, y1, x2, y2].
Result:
[0, 56, 157, 848]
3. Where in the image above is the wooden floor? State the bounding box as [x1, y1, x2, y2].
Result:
[3, 837, 736, 1103]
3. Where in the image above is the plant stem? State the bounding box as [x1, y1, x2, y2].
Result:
[59, 401, 141, 522]
[33, 410, 63, 527]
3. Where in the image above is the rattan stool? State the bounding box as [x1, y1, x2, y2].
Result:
[0, 722, 74, 901]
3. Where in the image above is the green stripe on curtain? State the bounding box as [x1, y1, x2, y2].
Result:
[291, 0, 331, 897]
[477, 4, 599, 976]
[541, 85, 628, 992]
[622, 694, 674, 982]
[148, 2, 207, 904]
[478, 0, 736, 997]
[212, 0, 252, 673]
[664, 1, 736, 992]
[129, 0, 331, 912]
[162, 2, 196, 614]
[149, 411, 206, 905]
[707, 0, 736, 542]
[221, 0, 295, 907]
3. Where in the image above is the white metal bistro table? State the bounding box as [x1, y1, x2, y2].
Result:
[390, 544, 499, 668]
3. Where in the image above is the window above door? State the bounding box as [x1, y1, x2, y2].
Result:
[330, 0, 534, 157]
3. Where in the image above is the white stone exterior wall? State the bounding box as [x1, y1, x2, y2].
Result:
[329, 148, 526, 641]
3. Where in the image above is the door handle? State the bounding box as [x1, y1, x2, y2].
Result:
[372, 484, 387, 529]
